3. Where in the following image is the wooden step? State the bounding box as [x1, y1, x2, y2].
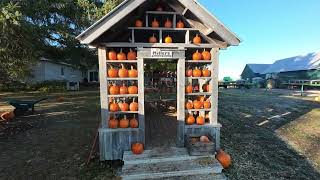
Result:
[120, 147, 225, 180]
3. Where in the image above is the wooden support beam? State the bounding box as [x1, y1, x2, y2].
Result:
[98, 47, 108, 128]
[137, 57, 145, 145]
[210, 48, 219, 125]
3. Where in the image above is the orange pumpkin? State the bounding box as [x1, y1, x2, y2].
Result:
[185, 100, 193, 109]
[108, 50, 117, 60]
[176, 20, 185, 28]
[216, 150, 231, 169]
[186, 114, 195, 125]
[120, 84, 128, 94]
[128, 66, 138, 78]
[202, 84, 210, 92]
[130, 115, 139, 128]
[193, 34, 202, 44]
[164, 35, 172, 43]
[185, 84, 193, 94]
[151, 18, 160, 28]
[108, 116, 118, 129]
[128, 86, 138, 94]
[203, 100, 211, 109]
[192, 67, 202, 77]
[118, 64, 128, 78]
[130, 98, 138, 111]
[193, 100, 203, 109]
[117, 49, 127, 60]
[109, 84, 120, 95]
[119, 115, 129, 128]
[131, 143, 144, 155]
[127, 49, 137, 60]
[149, 34, 158, 43]
[135, 19, 143, 27]
[186, 68, 193, 77]
[110, 100, 119, 112]
[192, 50, 202, 60]
[119, 101, 129, 111]
[164, 18, 172, 28]
[196, 115, 205, 125]
[202, 68, 211, 77]
[202, 49, 211, 60]
[107, 65, 118, 78]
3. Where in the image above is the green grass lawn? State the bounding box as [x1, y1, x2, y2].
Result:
[0, 89, 319, 179]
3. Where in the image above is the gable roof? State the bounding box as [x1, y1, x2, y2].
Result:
[262, 52, 320, 74]
[76, 0, 240, 46]
[247, 64, 271, 74]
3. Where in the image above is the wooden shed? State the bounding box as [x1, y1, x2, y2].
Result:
[77, 0, 240, 162]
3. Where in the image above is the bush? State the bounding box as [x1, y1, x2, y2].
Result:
[0, 80, 67, 93]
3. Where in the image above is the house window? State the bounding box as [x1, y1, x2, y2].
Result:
[61, 67, 64, 76]
[89, 71, 99, 82]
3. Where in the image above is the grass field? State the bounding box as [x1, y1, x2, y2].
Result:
[0, 89, 319, 179]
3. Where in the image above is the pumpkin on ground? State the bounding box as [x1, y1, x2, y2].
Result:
[192, 50, 202, 60]
[164, 18, 172, 28]
[216, 150, 231, 169]
[131, 143, 144, 155]
[192, 67, 202, 77]
[110, 100, 119, 112]
[185, 100, 193, 109]
[164, 35, 172, 43]
[118, 64, 128, 78]
[202, 68, 211, 77]
[196, 115, 205, 125]
[193, 100, 203, 109]
[149, 34, 158, 43]
[151, 18, 160, 28]
[120, 84, 128, 94]
[135, 19, 143, 27]
[128, 85, 138, 94]
[119, 101, 129, 111]
[176, 20, 185, 28]
[200, 136, 210, 143]
[128, 66, 138, 78]
[119, 115, 129, 128]
[185, 84, 193, 94]
[108, 116, 118, 129]
[130, 115, 139, 128]
[117, 49, 127, 60]
[127, 49, 137, 60]
[130, 98, 138, 111]
[186, 114, 195, 125]
[108, 50, 117, 60]
[202, 49, 211, 60]
[107, 65, 118, 78]
[193, 34, 202, 44]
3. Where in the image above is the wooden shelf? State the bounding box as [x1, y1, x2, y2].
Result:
[101, 42, 217, 49]
[99, 128, 140, 133]
[186, 77, 212, 80]
[128, 27, 197, 31]
[108, 94, 138, 98]
[185, 124, 222, 128]
[186, 92, 212, 96]
[146, 11, 180, 15]
[107, 78, 138, 81]
[185, 60, 213, 63]
[106, 60, 137, 63]
[185, 109, 211, 112]
[109, 111, 139, 115]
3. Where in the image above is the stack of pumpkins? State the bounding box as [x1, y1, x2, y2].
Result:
[185, 96, 211, 110]
[109, 83, 138, 95]
[107, 64, 138, 78]
[186, 66, 211, 77]
[192, 49, 211, 61]
[109, 98, 138, 112]
[107, 49, 137, 61]
[185, 113, 205, 126]
[108, 114, 139, 129]
[185, 83, 210, 94]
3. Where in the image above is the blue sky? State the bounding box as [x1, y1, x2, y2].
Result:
[199, 0, 320, 79]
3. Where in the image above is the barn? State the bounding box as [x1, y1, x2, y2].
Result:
[240, 64, 271, 81]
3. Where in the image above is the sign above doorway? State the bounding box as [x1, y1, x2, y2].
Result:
[151, 48, 173, 58]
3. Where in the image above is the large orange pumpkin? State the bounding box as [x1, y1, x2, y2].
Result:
[193, 34, 202, 44]
[131, 143, 144, 155]
[130, 98, 138, 111]
[193, 100, 203, 109]
[107, 65, 118, 78]
[119, 115, 129, 128]
[149, 34, 158, 43]
[192, 67, 202, 77]
[135, 19, 143, 27]
[109, 84, 120, 95]
[186, 114, 195, 125]
[186, 67, 193, 77]
[196, 115, 205, 125]
[128, 66, 138, 78]
[216, 150, 231, 169]
[127, 49, 137, 60]
[119, 101, 129, 111]
[176, 20, 185, 28]
[164, 18, 172, 28]
[151, 18, 160, 28]
[130, 115, 139, 128]
[108, 50, 117, 60]
[192, 50, 202, 60]
[128, 86, 138, 94]
[202, 68, 211, 77]
[108, 116, 118, 129]
[185, 100, 193, 109]
[117, 49, 127, 60]
[202, 49, 211, 60]
[185, 84, 193, 94]
[204, 100, 211, 109]
[164, 35, 172, 43]
[120, 84, 128, 94]
[118, 64, 128, 78]
[109, 100, 119, 112]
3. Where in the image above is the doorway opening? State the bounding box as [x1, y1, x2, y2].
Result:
[144, 59, 178, 148]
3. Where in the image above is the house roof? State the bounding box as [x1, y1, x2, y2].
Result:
[262, 52, 320, 74]
[76, 0, 240, 46]
[247, 64, 271, 74]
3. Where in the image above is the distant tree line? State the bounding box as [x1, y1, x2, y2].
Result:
[0, 0, 123, 83]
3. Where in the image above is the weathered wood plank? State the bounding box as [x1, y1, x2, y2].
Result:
[137, 57, 145, 145]
[98, 47, 108, 128]
[101, 42, 218, 48]
[210, 48, 219, 124]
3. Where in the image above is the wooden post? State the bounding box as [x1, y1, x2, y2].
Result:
[98, 47, 108, 128]
[137, 57, 145, 145]
[177, 49, 186, 147]
[210, 48, 219, 125]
